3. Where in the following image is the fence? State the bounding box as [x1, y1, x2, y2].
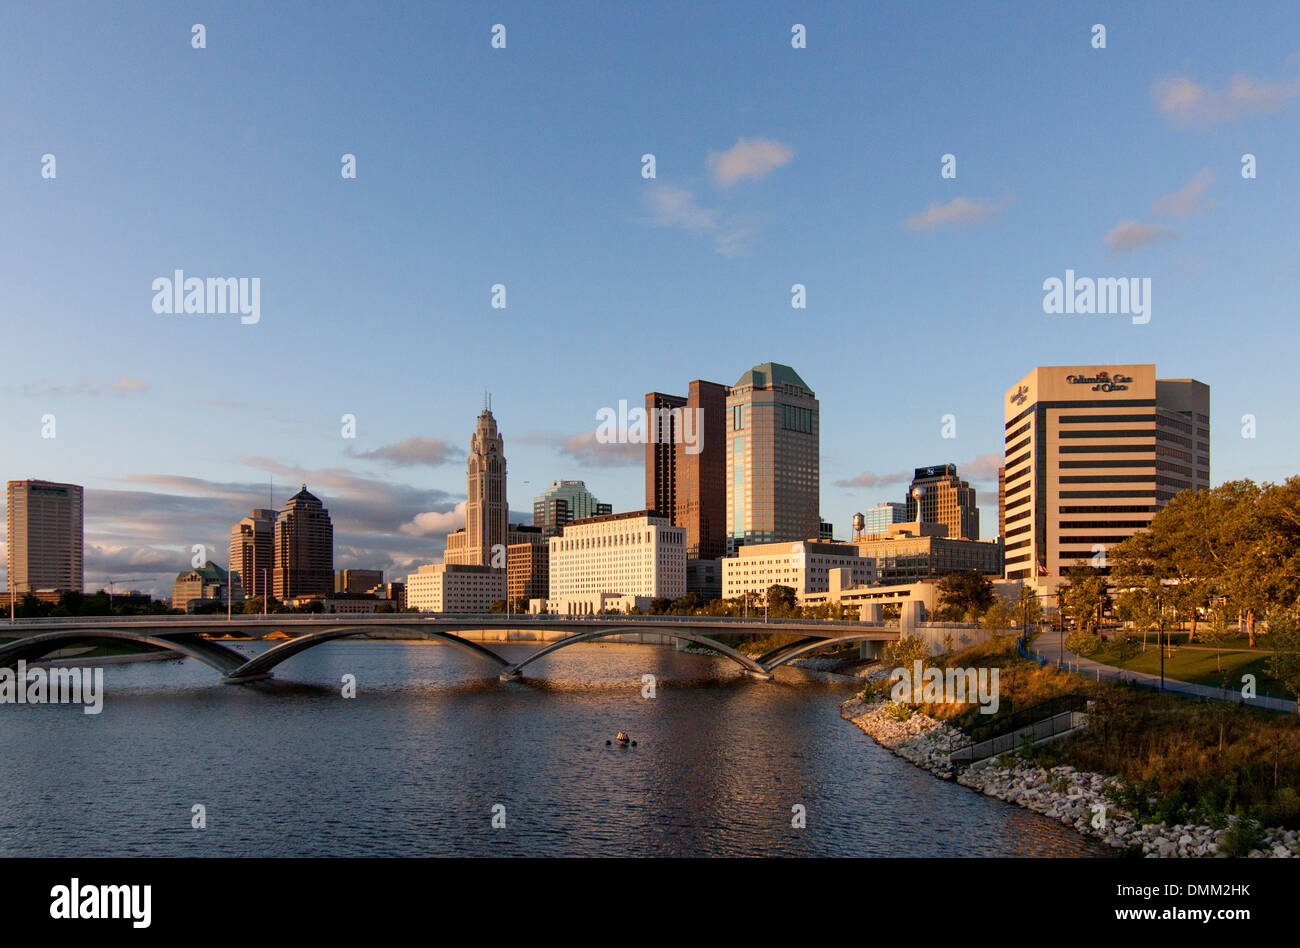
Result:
[951, 694, 1090, 765]
[1017, 632, 1297, 714]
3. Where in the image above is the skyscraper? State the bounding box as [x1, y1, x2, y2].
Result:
[5, 479, 84, 594]
[725, 362, 820, 548]
[905, 464, 980, 540]
[532, 480, 606, 537]
[1002, 364, 1210, 592]
[229, 508, 275, 599]
[273, 486, 334, 599]
[446, 403, 508, 566]
[644, 380, 728, 560]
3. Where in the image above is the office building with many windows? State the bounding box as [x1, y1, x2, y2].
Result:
[5, 479, 84, 594]
[1002, 364, 1209, 592]
[725, 362, 820, 549]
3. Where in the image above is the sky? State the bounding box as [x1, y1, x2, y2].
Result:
[2, 0, 1299, 597]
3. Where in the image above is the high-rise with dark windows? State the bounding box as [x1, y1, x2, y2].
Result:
[644, 379, 728, 560]
[273, 486, 334, 599]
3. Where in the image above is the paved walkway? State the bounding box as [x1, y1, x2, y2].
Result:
[1028, 631, 1297, 714]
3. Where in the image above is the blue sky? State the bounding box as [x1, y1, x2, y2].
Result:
[2, 0, 1299, 595]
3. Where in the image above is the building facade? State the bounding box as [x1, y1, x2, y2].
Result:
[862, 502, 907, 536]
[644, 379, 728, 560]
[904, 464, 980, 540]
[171, 561, 242, 612]
[6, 479, 84, 594]
[1002, 364, 1210, 592]
[445, 405, 509, 566]
[507, 535, 549, 604]
[272, 486, 334, 599]
[852, 522, 1004, 584]
[721, 540, 875, 602]
[547, 510, 686, 613]
[335, 568, 384, 594]
[405, 563, 506, 613]
[725, 362, 820, 549]
[532, 480, 609, 537]
[229, 508, 275, 600]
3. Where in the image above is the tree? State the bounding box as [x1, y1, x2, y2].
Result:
[766, 584, 797, 615]
[1058, 564, 1109, 636]
[982, 600, 1012, 637]
[1199, 607, 1237, 675]
[935, 571, 995, 622]
[1265, 616, 1300, 711]
[882, 632, 928, 668]
[1013, 586, 1043, 630]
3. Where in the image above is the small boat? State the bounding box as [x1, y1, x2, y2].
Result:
[616, 731, 630, 744]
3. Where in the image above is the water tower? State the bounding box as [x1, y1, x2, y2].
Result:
[851, 512, 865, 541]
[911, 486, 926, 525]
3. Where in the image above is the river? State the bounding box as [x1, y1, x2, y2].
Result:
[0, 640, 1107, 856]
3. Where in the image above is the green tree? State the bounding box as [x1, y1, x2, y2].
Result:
[766, 584, 798, 615]
[1059, 564, 1109, 636]
[935, 571, 995, 622]
[1013, 586, 1043, 630]
[1199, 608, 1237, 675]
[1265, 616, 1300, 711]
[982, 600, 1012, 637]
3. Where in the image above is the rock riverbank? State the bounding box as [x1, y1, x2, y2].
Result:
[840, 694, 1299, 858]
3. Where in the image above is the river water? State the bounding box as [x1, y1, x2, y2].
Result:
[0, 640, 1106, 856]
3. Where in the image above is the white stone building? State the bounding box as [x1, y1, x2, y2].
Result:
[405, 563, 506, 613]
[547, 510, 685, 614]
[721, 540, 875, 602]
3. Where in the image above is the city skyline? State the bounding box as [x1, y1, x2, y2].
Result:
[4, 2, 1297, 596]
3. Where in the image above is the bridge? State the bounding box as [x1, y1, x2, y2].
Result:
[0, 614, 899, 684]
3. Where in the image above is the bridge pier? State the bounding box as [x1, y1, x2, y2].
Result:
[221, 672, 275, 685]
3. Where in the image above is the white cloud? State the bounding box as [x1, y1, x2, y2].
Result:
[1105, 220, 1178, 254]
[1153, 74, 1300, 125]
[646, 185, 717, 231]
[400, 501, 465, 538]
[708, 137, 794, 187]
[902, 196, 1006, 232]
[558, 431, 644, 468]
[1152, 169, 1213, 217]
[644, 185, 754, 257]
[347, 437, 461, 467]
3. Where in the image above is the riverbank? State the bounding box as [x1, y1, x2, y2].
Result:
[840, 691, 1300, 857]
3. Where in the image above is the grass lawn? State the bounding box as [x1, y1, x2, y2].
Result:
[1093, 642, 1289, 696]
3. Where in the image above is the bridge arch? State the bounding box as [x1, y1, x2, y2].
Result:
[759, 632, 895, 672]
[500, 627, 772, 681]
[0, 629, 249, 677]
[226, 626, 511, 681]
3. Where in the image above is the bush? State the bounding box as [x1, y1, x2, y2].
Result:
[884, 701, 914, 722]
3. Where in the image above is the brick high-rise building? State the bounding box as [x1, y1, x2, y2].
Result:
[5, 479, 83, 594]
[905, 464, 980, 541]
[273, 486, 334, 599]
[644, 379, 728, 560]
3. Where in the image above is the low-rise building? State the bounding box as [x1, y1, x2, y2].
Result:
[852, 522, 1003, 584]
[721, 540, 875, 602]
[405, 564, 506, 613]
[171, 561, 243, 612]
